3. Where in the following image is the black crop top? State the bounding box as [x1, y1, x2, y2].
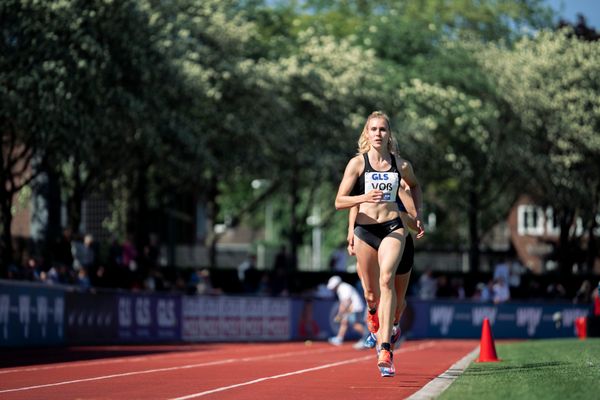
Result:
[350, 153, 407, 212]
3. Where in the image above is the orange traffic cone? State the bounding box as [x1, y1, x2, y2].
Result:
[575, 316, 587, 340]
[477, 317, 500, 362]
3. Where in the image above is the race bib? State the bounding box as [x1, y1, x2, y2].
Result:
[365, 172, 399, 202]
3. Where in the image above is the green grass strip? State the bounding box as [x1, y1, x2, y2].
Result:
[439, 338, 600, 400]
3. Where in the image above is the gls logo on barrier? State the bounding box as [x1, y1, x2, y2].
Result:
[157, 299, 176, 327]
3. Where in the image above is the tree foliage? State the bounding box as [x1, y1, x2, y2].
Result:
[480, 29, 600, 272]
[2, 0, 598, 276]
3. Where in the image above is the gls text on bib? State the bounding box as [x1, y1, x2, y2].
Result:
[365, 172, 399, 202]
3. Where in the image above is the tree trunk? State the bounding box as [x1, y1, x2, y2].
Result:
[45, 165, 62, 251]
[289, 169, 299, 270]
[468, 188, 480, 273]
[0, 194, 14, 277]
[134, 165, 149, 247]
[557, 209, 575, 275]
[206, 175, 219, 268]
[586, 220, 598, 274]
[586, 185, 600, 273]
[33, 161, 62, 265]
[67, 162, 84, 234]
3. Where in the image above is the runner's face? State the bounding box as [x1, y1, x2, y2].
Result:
[367, 117, 389, 150]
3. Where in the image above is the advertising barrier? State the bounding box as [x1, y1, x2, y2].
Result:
[182, 296, 290, 341]
[116, 294, 181, 342]
[66, 292, 181, 344]
[66, 291, 119, 344]
[407, 300, 590, 339]
[1, 279, 595, 347]
[0, 281, 65, 347]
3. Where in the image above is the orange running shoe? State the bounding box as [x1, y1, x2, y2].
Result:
[367, 311, 379, 333]
[377, 349, 393, 369]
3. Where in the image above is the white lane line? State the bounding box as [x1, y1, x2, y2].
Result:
[405, 346, 479, 400]
[170, 341, 437, 400]
[170, 355, 374, 400]
[0, 359, 234, 394]
[0, 347, 341, 394]
[0, 344, 292, 374]
[0, 357, 152, 375]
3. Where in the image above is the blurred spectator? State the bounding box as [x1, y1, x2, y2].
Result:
[144, 267, 167, 292]
[492, 277, 510, 304]
[269, 266, 289, 297]
[508, 258, 526, 293]
[108, 236, 123, 268]
[451, 277, 466, 300]
[546, 282, 567, 299]
[189, 268, 220, 295]
[473, 281, 492, 302]
[77, 268, 91, 291]
[22, 257, 42, 282]
[237, 253, 256, 282]
[43, 263, 64, 285]
[326, 275, 367, 348]
[122, 234, 138, 271]
[493, 257, 510, 284]
[73, 233, 96, 272]
[573, 280, 592, 304]
[418, 268, 437, 300]
[436, 275, 453, 298]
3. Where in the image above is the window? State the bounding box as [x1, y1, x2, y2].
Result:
[517, 205, 544, 236]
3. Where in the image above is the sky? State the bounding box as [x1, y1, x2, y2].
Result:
[546, 0, 600, 29]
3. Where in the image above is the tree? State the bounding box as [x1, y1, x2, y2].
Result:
[481, 29, 600, 273]
[278, 0, 555, 271]
[1, 0, 86, 273]
[395, 50, 521, 271]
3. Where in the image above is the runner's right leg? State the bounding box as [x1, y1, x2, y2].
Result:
[355, 237, 380, 333]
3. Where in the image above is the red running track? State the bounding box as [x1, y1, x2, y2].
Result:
[0, 340, 477, 400]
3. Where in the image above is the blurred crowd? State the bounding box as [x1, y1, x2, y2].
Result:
[5, 231, 297, 297]
[415, 257, 599, 305]
[5, 233, 599, 307]
[6, 228, 172, 292]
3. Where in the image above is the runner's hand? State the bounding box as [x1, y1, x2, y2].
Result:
[347, 233, 355, 256]
[415, 218, 425, 239]
[364, 190, 384, 203]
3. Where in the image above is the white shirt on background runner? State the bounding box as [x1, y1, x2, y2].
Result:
[335, 282, 365, 313]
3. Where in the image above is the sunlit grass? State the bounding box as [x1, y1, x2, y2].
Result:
[440, 338, 600, 400]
